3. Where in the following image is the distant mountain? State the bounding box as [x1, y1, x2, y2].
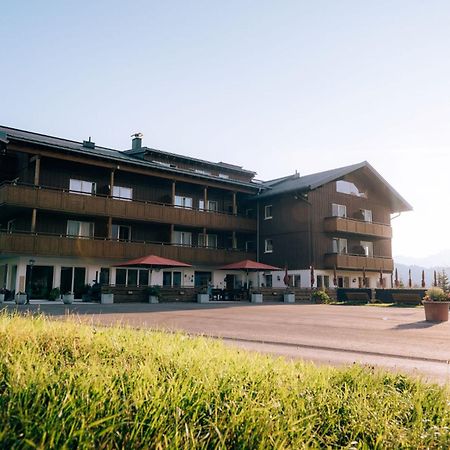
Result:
[395, 249, 450, 268]
[394, 263, 450, 288]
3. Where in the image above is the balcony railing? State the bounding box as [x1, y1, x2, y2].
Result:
[0, 230, 255, 265]
[323, 216, 392, 239]
[324, 253, 394, 271]
[0, 182, 256, 232]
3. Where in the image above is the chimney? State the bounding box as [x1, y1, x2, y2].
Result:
[131, 132, 143, 150]
[83, 137, 95, 149]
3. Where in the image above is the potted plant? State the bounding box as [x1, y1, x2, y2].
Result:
[62, 291, 74, 304]
[15, 292, 28, 305]
[311, 289, 332, 304]
[250, 290, 263, 303]
[283, 290, 295, 303]
[422, 287, 450, 322]
[101, 287, 114, 304]
[81, 284, 91, 302]
[146, 286, 160, 304]
[48, 287, 61, 301]
[197, 287, 210, 303]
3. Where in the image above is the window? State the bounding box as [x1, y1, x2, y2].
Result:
[360, 241, 374, 257]
[336, 180, 366, 198]
[332, 237, 347, 254]
[264, 205, 273, 219]
[163, 271, 182, 287]
[152, 160, 176, 168]
[174, 195, 193, 209]
[264, 274, 273, 288]
[112, 185, 133, 201]
[69, 179, 96, 196]
[198, 233, 217, 248]
[317, 275, 323, 288]
[194, 169, 211, 175]
[294, 274, 301, 288]
[218, 173, 229, 179]
[127, 269, 138, 286]
[245, 241, 255, 252]
[111, 224, 131, 241]
[172, 231, 192, 246]
[138, 270, 149, 286]
[264, 239, 273, 253]
[361, 209, 372, 222]
[7, 219, 15, 232]
[67, 220, 94, 238]
[332, 203, 347, 218]
[116, 269, 127, 285]
[199, 200, 218, 212]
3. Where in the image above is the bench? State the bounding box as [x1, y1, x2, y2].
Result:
[391, 293, 422, 305]
[345, 292, 370, 302]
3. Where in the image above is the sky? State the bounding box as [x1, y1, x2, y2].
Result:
[1, 1, 450, 259]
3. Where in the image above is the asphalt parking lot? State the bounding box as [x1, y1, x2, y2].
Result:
[4, 301, 450, 383]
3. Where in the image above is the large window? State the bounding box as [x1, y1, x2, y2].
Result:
[264, 239, 273, 253]
[115, 268, 150, 286]
[332, 237, 347, 254]
[174, 196, 193, 209]
[163, 271, 182, 287]
[172, 231, 192, 246]
[67, 220, 94, 238]
[360, 241, 374, 257]
[361, 209, 373, 222]
[69, 179, 96, 196]
[331, 203, 347, 218]
[264, 205, 273, 219]
[112, 185, 133, 201]
[111, 224, 131, 241]
[336, 180, 366, 198]
[198, 233, 217, 248]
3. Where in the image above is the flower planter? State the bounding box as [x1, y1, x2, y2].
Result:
[251, 293, 263, 303]
[423, 301, 449, 322]
[197, 293, 210, 304]
[15, 293, 27, 305]
[101, 293, 114, 304]
[283, 293, 295, 303]
[62, 294, 74, 304]
[149, 295, 159, 304]
[0, 293, 5, 304]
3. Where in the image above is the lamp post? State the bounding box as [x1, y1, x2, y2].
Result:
[27, 258, 35, 304]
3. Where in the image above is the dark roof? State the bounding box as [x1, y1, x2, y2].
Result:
[124, 147, 256, 175]
[0, 125, 259, 190]
[257, 161, 412, 212]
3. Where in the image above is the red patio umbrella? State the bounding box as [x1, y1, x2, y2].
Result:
[421, 270, 426, 288]
[114, 254, 191, 285]
[219, 259, 281, 289]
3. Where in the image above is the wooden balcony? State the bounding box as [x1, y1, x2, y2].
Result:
[324, 253, 394, 271]
[0, 232, 255, 266]
[0, 183, 256, 232]
[323, 216, 392, 239]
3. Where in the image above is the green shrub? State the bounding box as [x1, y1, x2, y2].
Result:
[146, 285, 161, 297]
[0, 314, 448, 449]
[311, 289, 332, 304]
[424, 287, 449, 302]
[48, 287, 60, 301]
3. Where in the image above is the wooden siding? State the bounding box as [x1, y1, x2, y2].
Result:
[323, 253, 394, 271]
[0, 184, 256, 232]
[323, 217, 392, 238]
[0, 232, 255, 265]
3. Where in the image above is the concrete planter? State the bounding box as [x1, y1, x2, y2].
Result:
[15, 293, 27, 305]
[101, 293, 114, 304]
[283, 293, 295, 303]
[197, 293, 210, 303]
[62, 294, 74, 304]
[423, 301, 449, 322]
[0, 293, 4, 304]
[251, 293, 263, 303]
[149, 295, 159, 304]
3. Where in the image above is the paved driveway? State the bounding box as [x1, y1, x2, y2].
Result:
[4, 301, 450, 383]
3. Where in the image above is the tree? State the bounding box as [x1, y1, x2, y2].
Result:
[437, 270, 450, 293]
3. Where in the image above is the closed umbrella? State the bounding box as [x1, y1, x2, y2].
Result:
[310, 265, 315, 289]
[408, 269, 412, 288]
[434, 270, 437, 287]
[379, 269, 384, 288]
[421, 270, 426, 288]
[283, 267, 290, 287]
[333, 265, 337, 287]
[395, 268, 399, 288]
[362, 267, 366, 287]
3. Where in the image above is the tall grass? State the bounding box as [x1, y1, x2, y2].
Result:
[0, 313, 449, 449]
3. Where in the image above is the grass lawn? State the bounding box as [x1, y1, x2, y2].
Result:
[0, 313, 449, 449]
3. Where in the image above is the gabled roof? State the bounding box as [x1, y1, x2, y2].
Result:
[0, 125, 259, 190]
[258, 161, 412, 212]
